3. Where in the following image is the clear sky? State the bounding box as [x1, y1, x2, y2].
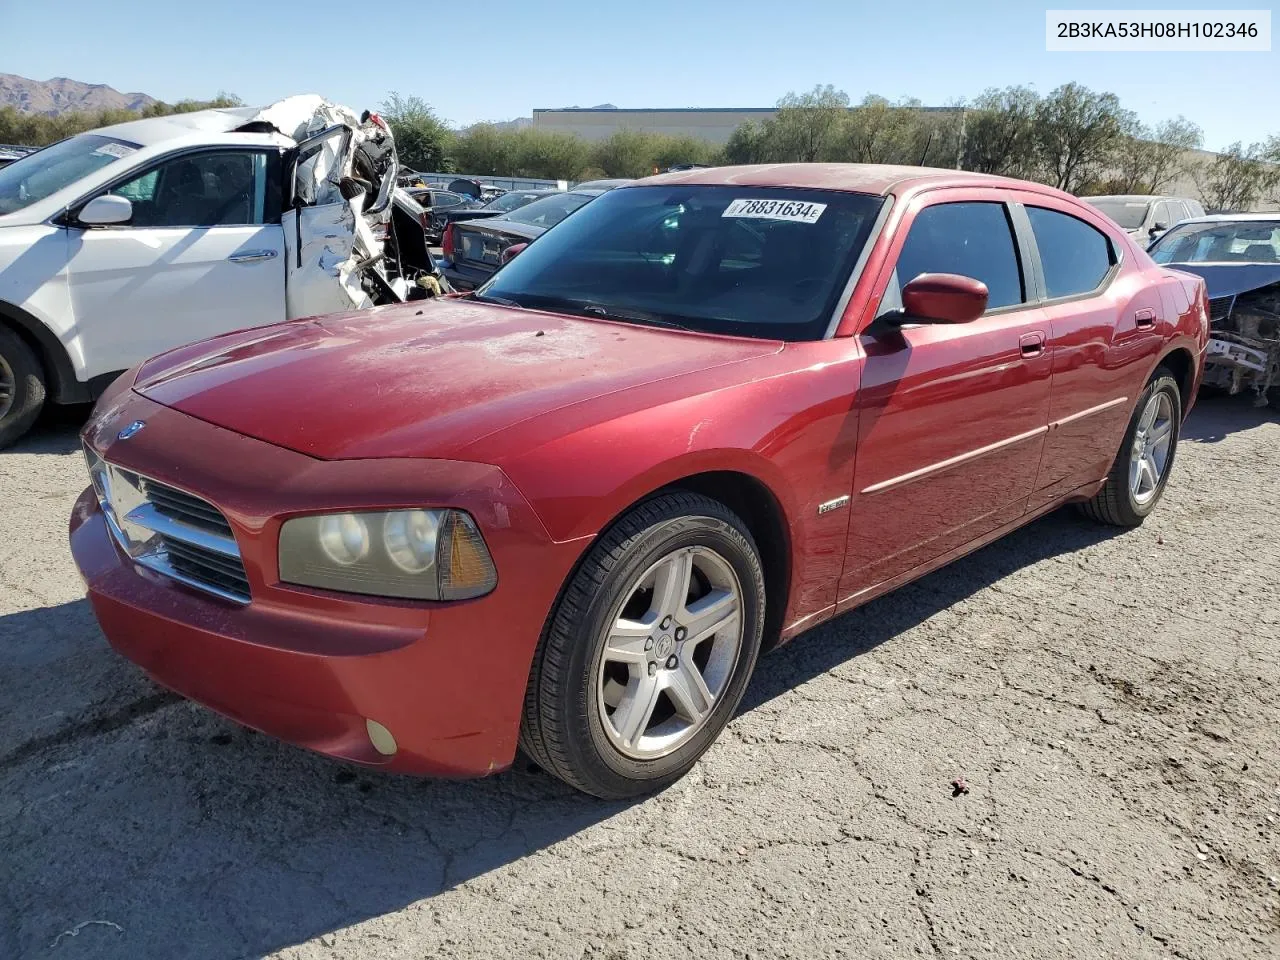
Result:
[2, 0, 1277, 150]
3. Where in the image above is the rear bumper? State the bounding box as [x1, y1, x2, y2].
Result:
[440, 260, 496, 291]
[69, 397, 589, 777]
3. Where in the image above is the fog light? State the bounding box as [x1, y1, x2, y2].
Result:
[365, 718, 398, 756]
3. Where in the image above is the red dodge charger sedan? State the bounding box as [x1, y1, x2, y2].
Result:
[71, 164, 1208, 798]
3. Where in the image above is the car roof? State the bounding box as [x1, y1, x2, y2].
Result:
[633, 163, 1077, 200]
[90, 107, 265, 146]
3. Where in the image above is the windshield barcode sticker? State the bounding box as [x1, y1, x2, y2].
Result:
[722, 198, 826, 223]
[92, 142, 137, 159]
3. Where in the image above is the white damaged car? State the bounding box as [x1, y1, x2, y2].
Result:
[0, 95, 445, 446]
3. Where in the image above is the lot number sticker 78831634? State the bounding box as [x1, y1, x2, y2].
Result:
[721, 198, 827, 224]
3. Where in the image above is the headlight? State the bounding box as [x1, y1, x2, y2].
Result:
[278, 509, 496, 601]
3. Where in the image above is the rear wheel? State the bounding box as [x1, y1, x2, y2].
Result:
[520, 492, 765, 799]
[1078, 369, 1181, 527]
[0, 326, 46, 450]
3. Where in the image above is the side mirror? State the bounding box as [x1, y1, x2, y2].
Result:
[899, 273, 988, 324]
[1150, 222, 1167, 235]
[500, 242, 528, 265]
[78, 195, 133, 226]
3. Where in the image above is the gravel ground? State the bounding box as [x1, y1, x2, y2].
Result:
[1, 397, 1277, 960]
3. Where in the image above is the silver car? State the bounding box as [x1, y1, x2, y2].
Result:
[1084, 194, 1206, 246]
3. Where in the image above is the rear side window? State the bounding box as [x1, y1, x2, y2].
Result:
[895, 202, 1024, 309]
[1026, 207, 1115, 299]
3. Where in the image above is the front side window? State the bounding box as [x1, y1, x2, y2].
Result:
[1026, 207, 1115, 299]
[106, 151, 272, 228]
[0, 134, 140, 216]
[893, 201, 1025, 309]
[480, 185, 885, 341]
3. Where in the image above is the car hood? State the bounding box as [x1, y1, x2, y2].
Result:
[134, 298, 780, 461]
[1166, 262, 1280, 299]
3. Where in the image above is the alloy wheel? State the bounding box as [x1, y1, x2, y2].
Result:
[596, 545, 744, 759]
[1129, 391, 1174, 504]
[0, 352, 15, 421]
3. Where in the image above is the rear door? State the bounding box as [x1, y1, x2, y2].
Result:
[66, 148, 285, 379]
[839, 192, 1053, 607]
[1018, 198, 1165, 511]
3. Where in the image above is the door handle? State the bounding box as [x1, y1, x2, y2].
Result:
[1135, 308, 1157, 329]
[227, 249, 278, 264]
[1019, 331, 1046, 358]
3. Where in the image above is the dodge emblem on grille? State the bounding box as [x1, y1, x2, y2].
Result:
[117, 420, 146, 440]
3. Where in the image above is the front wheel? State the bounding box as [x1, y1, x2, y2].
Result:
[520, 492, 765, 799]
[0, 326, 46, 450]
[1079, 369, 1182, 527]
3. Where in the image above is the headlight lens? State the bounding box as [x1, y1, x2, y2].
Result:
[278, 509, 496, 601]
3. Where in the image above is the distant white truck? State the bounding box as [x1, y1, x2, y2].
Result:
[0, 95, 442, 447]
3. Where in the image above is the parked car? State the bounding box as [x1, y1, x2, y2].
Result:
[439, 187, 610, 289]
[1148, 213, 1280, 406]
[0, 145, 35, 170]
[1083, 194, 1206, 245]
[405, 187, 480, 241]
[71, 164, 1206, 799]
[0, 94, 441, 447]
[431, 188, 559, 237]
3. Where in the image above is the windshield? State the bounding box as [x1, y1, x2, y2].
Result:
[1150, 221, 1280, 264]
[479, 185, 885, 341]
[1085, 198, 1150, 230]
[504, 191, 593, 227]
[0, 134, 140, 215]
[484, 191, 545, 213]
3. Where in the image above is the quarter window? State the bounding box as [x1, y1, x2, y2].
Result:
[1026, 207, 1114, 299]
[107, 151, 272, 228]
[893, 202, 1025, 309]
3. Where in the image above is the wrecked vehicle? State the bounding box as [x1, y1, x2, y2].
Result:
[1149, 214, 1280, 407]
[0, 95, 447, 447]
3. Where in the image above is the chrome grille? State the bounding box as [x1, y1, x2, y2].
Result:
[139, 478, 235, 537]
[1208, 295, 1235, 324]
[83, 446, 250, 604]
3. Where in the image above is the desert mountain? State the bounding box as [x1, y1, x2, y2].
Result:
[0, 73, 156, 116]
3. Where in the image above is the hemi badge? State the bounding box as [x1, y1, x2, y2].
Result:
[817, 495, 851, 515]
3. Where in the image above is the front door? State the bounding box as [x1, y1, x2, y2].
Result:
[838, 195, 1053, 608]
[66, 148, 285, 380]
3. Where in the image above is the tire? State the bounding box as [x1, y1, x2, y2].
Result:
[520, 491, 766, 799]
[1078, 369, 1182, 527]
[0, 325, 46, 450]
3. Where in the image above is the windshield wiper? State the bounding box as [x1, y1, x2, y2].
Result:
[471, 291, 522, 308]
[577, 303, 692, 331]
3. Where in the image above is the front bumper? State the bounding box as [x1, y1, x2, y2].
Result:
[70, 394, 588, 777]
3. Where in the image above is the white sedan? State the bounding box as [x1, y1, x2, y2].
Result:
[0, 95, 441, 447]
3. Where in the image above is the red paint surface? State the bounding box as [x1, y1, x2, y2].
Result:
[72, 165, 1207, 777]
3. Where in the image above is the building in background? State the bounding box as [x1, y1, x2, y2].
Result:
[532, 105, 962, 145]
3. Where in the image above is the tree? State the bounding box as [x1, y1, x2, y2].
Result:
[769, 84, 850, 162]
[723, 120, 767, 165]
[380, 93, 453, 172]
[1194, 141, 1277, 211]
[1033, 83, 1130, 193]
[0, 95, 245, 147]
[839, 95, 914, 163]
[959, 86, 1040, 177]
[1111, 116, 1203, 194]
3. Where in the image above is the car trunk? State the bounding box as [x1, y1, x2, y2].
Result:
[452, 221, 541, 271]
